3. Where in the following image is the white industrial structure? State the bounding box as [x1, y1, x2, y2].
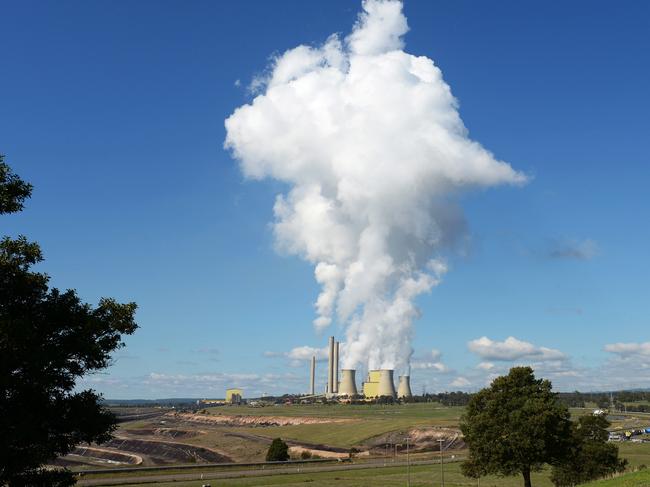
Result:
[339, 369, 358, 396]
[397, 375, 412, 399]
[333, 341, 339, 393]
[327, 336, 336, 396]
[310, 355, 315, 395]
[313, 335, 409, 401]
[377, 369, 397, 398]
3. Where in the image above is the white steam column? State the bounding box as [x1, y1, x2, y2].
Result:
[327, 336, 335, 395]
[339, 369, 358, 396]
[310, 356, 315, 395]
[397, 375, 412, 399]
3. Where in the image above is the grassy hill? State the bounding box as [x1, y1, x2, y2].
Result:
[583, 469, 650, 486]
[207, 402, 463, 447]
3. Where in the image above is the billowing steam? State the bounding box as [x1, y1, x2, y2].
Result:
[225, 0, 526, 372]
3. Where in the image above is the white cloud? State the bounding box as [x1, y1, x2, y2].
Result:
[604, 342, 650, 357]
[476, 362, 495, 370]
[412, 348, 451, 373]
[264, 345, 329, 367]
[225, 0, 526, 372]
[450, 376, 471, 388]
[467, 336, 566, 362]
[412, 361, 450, 373]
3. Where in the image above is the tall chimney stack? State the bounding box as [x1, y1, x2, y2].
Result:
[333, 341, 339, 393]
[310, 356, 315, 395]
[327, 336, 334, 395]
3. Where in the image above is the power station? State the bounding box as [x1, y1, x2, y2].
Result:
[315, 336, 412, 400]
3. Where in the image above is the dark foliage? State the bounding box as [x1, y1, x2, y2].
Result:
[460, 367, 572, 487]
[550, 415, 627, 486]
[266, 438, 289, 462]
[0, 159, 138, 485]
[0, 155, 32, 215]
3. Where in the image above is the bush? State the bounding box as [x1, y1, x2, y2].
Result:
[300, 450, 312, 459]
[266, 438, 289, 462]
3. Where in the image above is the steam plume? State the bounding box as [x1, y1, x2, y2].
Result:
[225, 0, 526, 372]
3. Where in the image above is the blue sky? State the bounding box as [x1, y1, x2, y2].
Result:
[1, 0, 649, 398]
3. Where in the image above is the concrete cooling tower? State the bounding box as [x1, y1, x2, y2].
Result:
[377, 369, 396, 398]
[397, 375, 412, 399]
[338, 369, 358, 396]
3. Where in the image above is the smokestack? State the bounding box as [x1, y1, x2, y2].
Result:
[310, 356, 315, 395]
[333, 341, 339, 393]
[377, 369, 396, 398]
[339, 369, 358, 396]
[397, 375, 412, 399]
[327, 336, 334, 394]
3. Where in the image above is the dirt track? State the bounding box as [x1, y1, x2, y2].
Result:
[172, 411, 351, 427]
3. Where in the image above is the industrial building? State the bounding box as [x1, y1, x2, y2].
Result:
[226, 388, 243, 404]
[315, 336, 412, 401]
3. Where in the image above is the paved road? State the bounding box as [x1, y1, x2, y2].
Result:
[77, 458, 461, 486]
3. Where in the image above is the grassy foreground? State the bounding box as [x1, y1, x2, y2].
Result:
[583, 469, 650, 486]
[105, 462, 554, 487]
[208, 403, 463, 447]
[85, 442, 650, 487]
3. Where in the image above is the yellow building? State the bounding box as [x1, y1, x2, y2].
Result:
[362, 370, 381, 398]
[226, 388, 243, 404]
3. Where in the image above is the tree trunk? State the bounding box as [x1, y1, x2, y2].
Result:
[522, 467, 532, 487]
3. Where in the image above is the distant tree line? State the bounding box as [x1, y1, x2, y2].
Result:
[556, 390, 650, 410]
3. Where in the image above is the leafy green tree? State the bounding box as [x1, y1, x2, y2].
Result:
[460, 367, 572, 487]
[0, 157, 138, 486]
[550, 414, 627, 486]
[0, 155, 32, 214]
[266, 438, 290, 461]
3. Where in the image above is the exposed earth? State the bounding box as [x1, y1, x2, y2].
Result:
[55, 404, 464, 469]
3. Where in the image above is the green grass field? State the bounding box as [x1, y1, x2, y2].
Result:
[584, 469, 650, 486]
[103, 462, 556, 487]
[206, 403, 463, 447]
[84, 443, 650, 487]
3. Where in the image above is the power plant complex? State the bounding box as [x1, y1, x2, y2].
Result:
[317, 336, 412, 400]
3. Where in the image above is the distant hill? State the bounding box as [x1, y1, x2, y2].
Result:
[102, 398, 201, 406]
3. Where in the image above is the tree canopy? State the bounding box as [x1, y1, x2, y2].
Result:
[460, 367, 572, 487]
[266, 438, 290, 462]
[550, 414, 627, 486]
[0, 156, 138, 485]
[0, 155, 32, 215]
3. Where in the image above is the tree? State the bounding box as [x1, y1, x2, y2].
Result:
[266, 438, 289, 461]
[0, 157, 138, 486]
[0, 155, 32, 215]
[460, 367, 572, 487]
[550, 414, 627, 486]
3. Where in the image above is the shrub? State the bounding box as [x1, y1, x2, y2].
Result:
[266, 438, 289, 462]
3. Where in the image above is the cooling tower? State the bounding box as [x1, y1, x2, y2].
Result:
[338, 369, 358, 396]
[327, 336, 334, 394]
[397, 375, 412, 399]
[333, 341, 339, 393]
[377, 369, 396, 398]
